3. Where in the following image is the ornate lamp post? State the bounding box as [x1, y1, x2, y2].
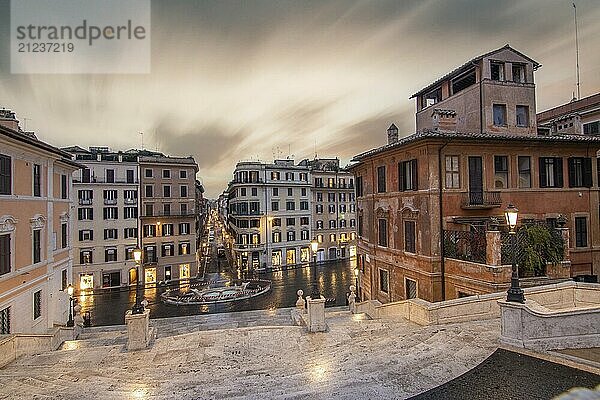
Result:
[311, 238, 320, 298]
[131, 246, 145, 314]
[505, 204, 524, 303]
[66, 284, 74, 327]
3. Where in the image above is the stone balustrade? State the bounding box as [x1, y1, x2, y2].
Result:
[354, 281, 600, 327]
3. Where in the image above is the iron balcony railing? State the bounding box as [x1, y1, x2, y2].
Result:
[443, 229, 487, 264]
[141, 211, 196, 218]
[229, 211, 264, 216]
[461, 191, 502, 209]
[103, 198, 117, 205]
[124, 198, 137, 205]
[232, 243, 265, 251]
[78, 198, 93, 205]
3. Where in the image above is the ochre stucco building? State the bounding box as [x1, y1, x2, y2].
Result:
[0, 110, 80, 334]
[349, 46, 600, 303]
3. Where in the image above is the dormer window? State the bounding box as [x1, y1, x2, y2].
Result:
[451, 68, 476, 95]
[490, 62, 505, 81]
[423, 87, 441, 108]
[512, 64, 526, 83]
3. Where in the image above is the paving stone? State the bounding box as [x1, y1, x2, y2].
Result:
[0, 309, 507, 399]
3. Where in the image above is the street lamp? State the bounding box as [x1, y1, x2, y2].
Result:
[505, 204, 524, 303]
[66, 284, 74, 327]
[310, 238, 320, 298]
[131, 246, 145, 314]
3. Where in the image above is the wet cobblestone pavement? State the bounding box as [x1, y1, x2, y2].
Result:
[412, 348, 600, 400]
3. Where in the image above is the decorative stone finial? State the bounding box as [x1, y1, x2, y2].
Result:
[296, 289, 305, 309]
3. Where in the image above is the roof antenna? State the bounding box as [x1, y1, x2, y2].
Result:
[573, 2, 581, 100]
[139, 131, 144, 150]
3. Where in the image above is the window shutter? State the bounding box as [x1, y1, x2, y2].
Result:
[568, 158, 576, 188]
[0, 155, 11, 195]
[104, 230, 108, 240]
[78, 209, 83, 220]
[555, 157, 563, 187]
[583, 158, 592, 187]
[539, 158, 547, 188]
[90, 230, 94, 240]
[90, 209, 93, 220]
[79, 230, 83, 241]
[0, 235, 10, 274]
[398, 162, 404, 191]
[412, 159, 418, 190]
[103, 208, 107, 220]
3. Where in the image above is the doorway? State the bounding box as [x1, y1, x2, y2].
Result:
[468, 156, 483, 205]
[128, 268, 137, 285]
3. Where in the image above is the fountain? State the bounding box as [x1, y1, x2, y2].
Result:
[160, 278, 271, 305]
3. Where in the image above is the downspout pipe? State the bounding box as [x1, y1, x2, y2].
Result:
[471, 60, 484, 135]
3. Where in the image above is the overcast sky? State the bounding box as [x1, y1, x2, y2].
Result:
[1, 0, 599, 197]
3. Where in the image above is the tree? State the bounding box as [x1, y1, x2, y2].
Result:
[515, 224, 565, 277]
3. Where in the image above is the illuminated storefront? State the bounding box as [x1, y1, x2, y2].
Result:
[145, 268, 157, 284]
[179, 264, 190, 279]
[80, 274, 94, 290]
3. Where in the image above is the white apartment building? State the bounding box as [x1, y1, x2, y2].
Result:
[227, 160, 312, 271]
[63, 146, 141, 291]
[298, 158, 357, 262]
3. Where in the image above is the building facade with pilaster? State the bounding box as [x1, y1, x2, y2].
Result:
[0, 109, 79, 334]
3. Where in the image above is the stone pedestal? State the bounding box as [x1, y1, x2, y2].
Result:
[485, 230, 502, 266]
[306, 296, 326, 333]
[125, 309, 150, 351]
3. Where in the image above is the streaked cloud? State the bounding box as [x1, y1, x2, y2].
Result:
[0, 0, 599, 196]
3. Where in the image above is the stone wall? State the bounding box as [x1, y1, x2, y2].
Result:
[499, 298, 600, 350]
[0, 326, 76, 368]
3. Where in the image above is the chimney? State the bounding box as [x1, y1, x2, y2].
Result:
[387, 123, 398, 144]
[431, 109, 457, 132]
[0, 109, 20, 131]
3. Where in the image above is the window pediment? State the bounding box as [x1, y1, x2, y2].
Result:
[0, 216, 18, 233]
[30, 214, 46, 230]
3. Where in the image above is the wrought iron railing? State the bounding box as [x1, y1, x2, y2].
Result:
[443, 229, 487, 263]
[461, 191, 502, 207]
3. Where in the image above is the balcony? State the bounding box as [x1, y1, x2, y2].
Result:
[124, 198, 137, 205]
[104, 198, 117, 205]
[78, 198, 93, 205]
[229, 211, 264, 217]
[141, 211, 196, 218]
[233, 243, 264, 251]
[461, 191, 502, 209]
